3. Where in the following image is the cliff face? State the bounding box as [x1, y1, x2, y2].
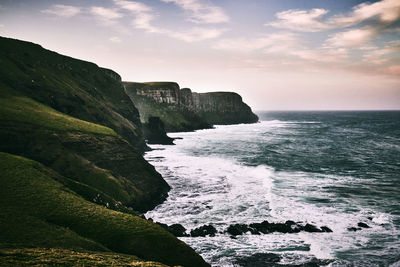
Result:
[0, 36, 210, 266]
[124, 82, 212, 132]
[124, 82, 258, 132]
[185, 89, 259, 125]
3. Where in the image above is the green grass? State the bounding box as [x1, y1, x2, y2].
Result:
[0, 36, 144, 150]
[0, 83, 168, 212]
[0, 248, 168, 266]
[0, 152, 208, 267]
[0, 89, 117, 136]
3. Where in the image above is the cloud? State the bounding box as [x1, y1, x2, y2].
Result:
[109, 36, 122, 43]
[41, 1, 224, 43]
[325, 27, 377, 47]
[331, 0, 400, 27]
[363, 41, 400, 64]
[42, 4, 81, 18]
[267, 8, 330, 32]
[268, 0, 400, 32]
[214, 33, 298, 53]
[290, 48, 348, 63]
[90, 6, 123, 20]
[386, 65, 400, 75]
[113, 0, 151, 12]
[169, 27, 225, 42]
[214, 33, 349, 64]
[160, 0, 229, 24]
[131, 12, 160, 33]
[114, 0, 223, 41]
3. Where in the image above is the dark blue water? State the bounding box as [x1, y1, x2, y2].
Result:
[146, 111, 400, 266]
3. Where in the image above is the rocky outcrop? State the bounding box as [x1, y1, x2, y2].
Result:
[142, 117, 174, 145]
[124, 82, 258, 133]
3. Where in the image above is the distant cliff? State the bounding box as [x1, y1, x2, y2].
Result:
[124, 82, 258, 132]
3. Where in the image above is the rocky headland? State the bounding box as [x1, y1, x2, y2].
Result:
[123, 81, 259, 142]
[0, 36, 209, 267]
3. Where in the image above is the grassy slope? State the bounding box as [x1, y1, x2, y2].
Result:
[0, 85, 169, 212]
[0, 152, 208, 267]
[0, 248, 168, 266]
[0, 86, 116, 136]
[0, 36, 145, 151]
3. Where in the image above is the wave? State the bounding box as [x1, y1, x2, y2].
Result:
[145, 120, 400, 266]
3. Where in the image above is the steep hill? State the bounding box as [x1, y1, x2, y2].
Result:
[0, 36, 145, 151]
[0, 36, 209, 266]
[0, 152, 208, 266]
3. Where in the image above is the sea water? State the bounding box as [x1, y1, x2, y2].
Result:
[145, 111, 400, 266]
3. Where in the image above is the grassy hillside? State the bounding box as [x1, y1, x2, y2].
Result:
[0, 152, 208, 266]
[0, 248, 168, 266]
[0, 36, 145, 151]
[0, 85, 169, 212]
[0, 36, 209, 266]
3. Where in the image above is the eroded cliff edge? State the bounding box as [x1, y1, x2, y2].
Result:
[123, 82, 259, 133]
[0, 36, 209, 267]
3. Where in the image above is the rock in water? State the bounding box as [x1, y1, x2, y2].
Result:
[143, 116, 174, 145]
[357, 222, 370, 228]
[190, 225, 217, 237]
[235, 253, 281, 267]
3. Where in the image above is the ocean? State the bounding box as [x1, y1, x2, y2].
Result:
[145, 111, 400, 266]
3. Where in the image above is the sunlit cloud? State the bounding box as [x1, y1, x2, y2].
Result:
[325, 27, 377, 47]
[267, 8, 331, 32]
[114, 0, 224, 41]
[214, 33, 298, 53]
[363, 41, 400, 64]
[160, 0, 229, 24]
[170, 27, 225, 42]
[290, 48, 348, 63]
[268, 0, 400, 32]
[42, 4, 81, 18]
[109, 36, 122, 43]
[113, 0, 151, 13]
[331, 0, 400, 27]
[386, 65, 400, 75]
[90, 6, 123, 20]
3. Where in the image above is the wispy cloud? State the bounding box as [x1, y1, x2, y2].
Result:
[42, 4, 81, 18]
[113, 0, 151, 12]
[170, 27, 225, 42]
[214, 32, 349, 64]
[290, 48, 348, 63]
[160, 0, 229, 24]
[331, 0, 400, 27]
[90, 6, 123, 21]
[268, 0, 400, 32]
[325, 27, 377, 47]
[267, 9, 330, 32]
[214, 33, 298, 53]
[114, 0, 224, 41]
[109, 36, 122, 43]
[363, 41, 400, 64]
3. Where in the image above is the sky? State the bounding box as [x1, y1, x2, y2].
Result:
[0, 0, 399, 110]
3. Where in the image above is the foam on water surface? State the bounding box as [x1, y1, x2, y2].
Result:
[145, 114, 400, 266]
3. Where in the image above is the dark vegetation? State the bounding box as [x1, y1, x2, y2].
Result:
[0, 36, 209, 266]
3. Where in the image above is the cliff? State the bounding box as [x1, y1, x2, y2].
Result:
[124, 82, 258, 132]
[0, 36, 209, 267]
